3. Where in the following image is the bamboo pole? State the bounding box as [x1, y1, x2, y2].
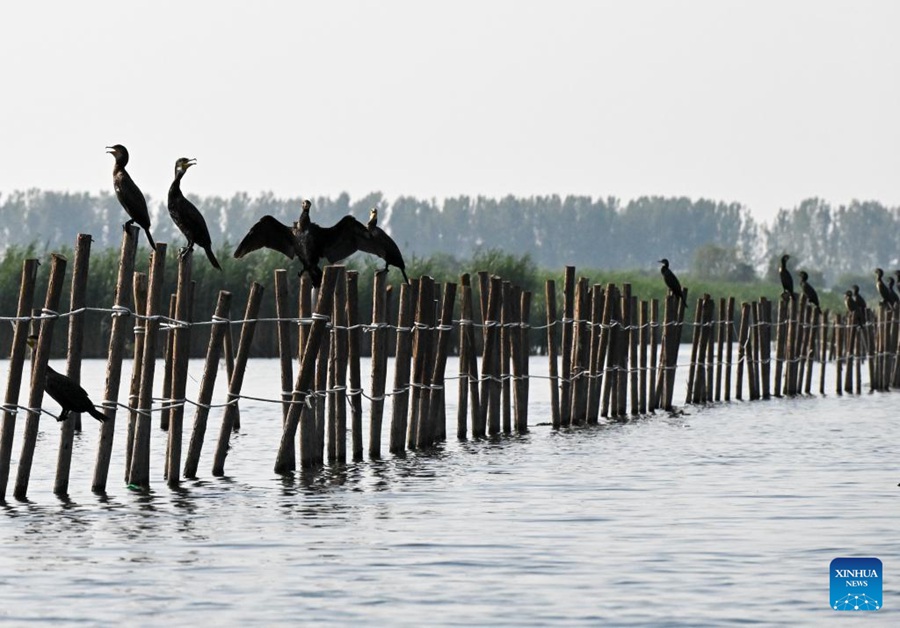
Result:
[127, 245, 167, 489]
[569, 277, 589, 425]
[724, 297, 735, 402]
[328, 271, 349, 463]
[0, 258, 39, 500]
[369, 270, 389, 457]
[389, 283, 414, 454]
[276, 266, 340, 472]
[408, 277, 432, 449]
[125, 273, 148, 479]
[425, 282, 457, 446]
[183, 291, 232, 479]
[274, 269, 293, 424]
[160, 293, 177, 431]
[484, 276, 503, 435]
[54, 234, 91, 495]
[14, 254, 68, 500]
[274, 269, 295, 468]
[212, 281, 264, 476]
[457, 274, 472, 440]
[649, 298, 660, 411]
[92, 226, 138, 493]
[517, 289, 532, 433]
[500, 281, 512, 433]
[544, 280, 561, 429]
[586, 284, 604, 423]
[164, 251, 193, 486]
[559, 266, 575, 425]
[347, 272, 363, 462]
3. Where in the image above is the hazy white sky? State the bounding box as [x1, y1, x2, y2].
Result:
[1, 0, 898, 222]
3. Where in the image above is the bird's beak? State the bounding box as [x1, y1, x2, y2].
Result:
[186, 158, 197, 168]
[105, 146, 115, 154]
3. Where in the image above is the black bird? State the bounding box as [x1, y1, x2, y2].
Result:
[27, 336, 107, 423]
[798, 271, 820, 311]
[874, 268, 898, 306]
[658, 258, 687, 309]
[234, 201, 409, 287]
[778, 254, 794, 299]
[844, 289, 859, 326]
[891, 274, 900, 302]
[106, 144, 157, 250]
[167, 158, 222, 270]
[359, 207, 409, 284]
[852, 284, 868, 327]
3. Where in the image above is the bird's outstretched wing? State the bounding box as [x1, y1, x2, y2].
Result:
[316, 215, 371, 263]
[234, 215, 299, 260]
[356, 225, 406, 269]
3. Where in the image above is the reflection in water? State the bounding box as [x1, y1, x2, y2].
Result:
[0, 358, 897, 624]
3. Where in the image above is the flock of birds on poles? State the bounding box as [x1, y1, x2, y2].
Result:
[23, 144, 900, 429]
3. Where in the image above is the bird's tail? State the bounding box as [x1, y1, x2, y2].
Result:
[144, 227, 157, 252]
[87, 406, 108, 423]
[400, 267, 410, 285]
[205, 246, 222, 271]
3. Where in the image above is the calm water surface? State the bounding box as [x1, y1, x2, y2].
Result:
[0, 355, 896, 626]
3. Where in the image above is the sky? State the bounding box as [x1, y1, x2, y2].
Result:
[1, 0, 898, 224]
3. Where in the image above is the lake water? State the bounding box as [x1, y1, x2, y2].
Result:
[0, 353, 896, 626]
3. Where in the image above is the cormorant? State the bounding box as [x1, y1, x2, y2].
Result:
[874, 268, 898, 306]
[27, 336, 107, 423]
[167, 158, 222, 270]
[851, 284, 867, 327]
[234, 201, 410, 287]
[658, 258, 687, 309]
[778, 254, 794, 299]
[106, 144, 157, 250]
[798, 271, 820, 311]
[358, 207, 409, 284]
[844, 289, 857, 321]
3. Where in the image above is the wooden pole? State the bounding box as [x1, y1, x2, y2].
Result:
[183, 291, 232, 479]
[347, 271, 363, 461]
[408, 277, 432, 449]
[160, 293, 177, 431]
[735, 302, 750, 401]
[457, 274, 472, 440]
[276, 266, 340, 472]
[629, 294, 639, 416]
[274, 269, 295, 468]
[586, 284, 604, 423]
[759, 298, 772, 400]
[92, 225, 138, 493]
[369, 270, 389, 457]
[425, 282, 457, 445]
[389, 283, 414, 454]
[14, 254, 68, 500]
[724, 297, 735, 402]
[500, 281, 512, 433]
[517, 289, 532, 433]
[685, 296, 703, 405]
[328, 270, 349, 463]
[164, 251, 193, 486]
[127, 244, 167, 489]
[274, 269, 294, 424]
[544, 280, 561, 429]
[649, 298, 660, 411]
[54, 234, 91, 495]
[559, 266, 575, 425]
[484, 276, 503, 435]
[0, 258, 39, 500]
[212, 281, 264, 476]
[124, 272, 148, 479]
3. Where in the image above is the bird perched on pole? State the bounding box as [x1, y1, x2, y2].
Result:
[778, 254, 794, 300]
[106, 144, 156, 250]
[798, 271, 820, 312]
[167, 157, 222, 270]
[875, 268, 898, 307]
[27, 335, 107, 423]
[235, 201, 410, 287]
[658, 258, 687, 309]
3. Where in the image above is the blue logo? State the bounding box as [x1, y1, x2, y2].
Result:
[831, 557, 882, 611]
